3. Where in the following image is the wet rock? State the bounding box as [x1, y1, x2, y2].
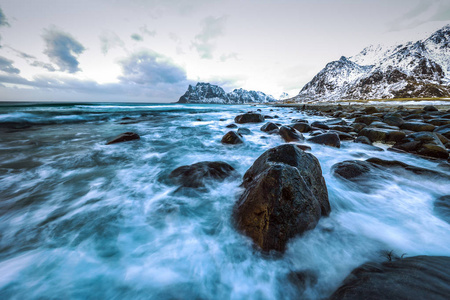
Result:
[330, 256, 450, 300]
[308, 132, 341, 148]
[434, 195, 450, 224]
[366, 157, 450, 177]
[359, 128, 405, 143]
[292, 122, 312, 133]
[354, 136, 372, 145]
[296, 144, 312, 151]
[226, 123, 238, 128]
[260, 122, 279, 132]
[428, 119, 450, 126]
[351, 123, 367, 133]
[354, 116, 379, 125]
[401, 122, 436, 132]
[221, 131, 244, 144]
[363, 106, 378, 114]
[106, 132, 140, 145]
[393, 132, 449, 159]
[383, 116, 405, 127]
[332, 160, 372, 180]
[237, 128, 251, 135]
[434, 124, 450, 139]
[169, 161, 237, 188]
[234, 113, 265, 124]
[279, 126, 304, 142]
[311, 121, 329, 130]
[369, 121, 399, 130]
[234, 144, 330, 252]
[423, 105, 438, 112]
[329, 125, 354, 133]
[329, 130, 354, 141]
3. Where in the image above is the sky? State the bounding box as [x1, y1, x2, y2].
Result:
[0, 0, 449, 102]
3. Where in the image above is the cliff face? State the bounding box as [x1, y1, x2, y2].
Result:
[294, 25, 450, 102]
[178, 82, 276, 104]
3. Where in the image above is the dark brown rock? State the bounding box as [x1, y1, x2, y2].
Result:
[292, 122, 312, 133]
[234, 144, 330, 252]
[260, 122, 279, 132]
[279, 126, 304, 142]
[169, 161, 237, 188]
[235, 113, 265, 124]
[221, 131, 244, 144]
[401, 122, 436, 132]
[308, 132, 341, 148]
[106, 132, 140, 145]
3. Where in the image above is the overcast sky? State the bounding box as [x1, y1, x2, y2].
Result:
[0, 0, 449, 102]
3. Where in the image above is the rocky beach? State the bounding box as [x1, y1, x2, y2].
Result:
[0, 102, 449, 299]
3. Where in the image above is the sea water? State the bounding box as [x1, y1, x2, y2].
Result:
[0, 103, 449, 299]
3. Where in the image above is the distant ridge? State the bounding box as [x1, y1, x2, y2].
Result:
[292, 24, 450, 102]
[178, 82, 277, 104]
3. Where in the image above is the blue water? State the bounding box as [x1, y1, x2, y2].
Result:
[0, 103, 449, 299]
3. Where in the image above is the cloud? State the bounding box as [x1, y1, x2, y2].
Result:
[119, 50, 187, 84]
[6, 46, 56, 71]
[388, 0, 450, 31]
[99, 31, 125, 55]
[0, 7, 9, 27]
[0, 56, 20, 74]
[30, 61, 56, 72]
[140, 25, 156, 37]
[192, 15, 227, 59]
[220, 52, 239, 62]
[42, 27, 85, 73]
[131, 33, 143, 41]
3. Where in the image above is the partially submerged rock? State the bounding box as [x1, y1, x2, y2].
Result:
[221, 131, 244, 144]
[308, 132, 341, 148]
[169, 161, 237, 188]
[106, 132, 140, 145]
[235, 113, 265, 124]
[234, 144, 330, 252]
[330, 256, 450, 300]
[279, 126, 304, 142]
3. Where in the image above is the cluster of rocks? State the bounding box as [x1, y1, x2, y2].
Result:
[294, 104, 450, 161]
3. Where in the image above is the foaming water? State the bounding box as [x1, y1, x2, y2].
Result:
[0, 103, 449, 299]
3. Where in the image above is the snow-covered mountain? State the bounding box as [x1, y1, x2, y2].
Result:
[178, 82, 276, 104]
[294, 24, 450, 102]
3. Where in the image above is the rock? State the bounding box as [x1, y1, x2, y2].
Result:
[369, 121, 399, 130]
[106, 132, 140, 145]
[237, 128, 251, 135]
[423, 105, 438, 112]
[417, 143, 449, 159]
[393, 132, 449, 159]
[169, 161, 237, 188]
[434, 124, 450, 139]
[308, 132, 341, 148]
[234, 113, 265, 124]
[330, 256, 450, 300]
[354, 136, 372, 145]
[260, 122, 279, 132]
[292, 123, 312, 133]
[428, 119, 450, 126]
[329, 125, 354, 133]
[434, 195, 450, 223]
[401, 122, 436, 132]
[359, 128, 405, 143]
[234, 144, 330, 252]
[310, 121, 329, 130]
[296, 144, 312, 151]
[332, 160, 372, 180]
[366, 157, 450, 177]
[383, 116, 405, 127]
[226, 124, 238, 128]
[221, 131, 244, 144]
[279, 126, 304, 142]
[354, 116, 379, 125]
[351, 123, 367, 133]
[363, 106, 378, 114]
[329, 130, 354, 141]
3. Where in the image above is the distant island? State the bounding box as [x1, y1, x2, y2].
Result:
[177, 82, 277, 104]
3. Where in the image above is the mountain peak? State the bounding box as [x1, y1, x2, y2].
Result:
[295, 24, 450, 102]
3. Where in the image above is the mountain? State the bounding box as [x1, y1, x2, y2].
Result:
[294, 24, 450, 102]
[178, 82, 276, 104]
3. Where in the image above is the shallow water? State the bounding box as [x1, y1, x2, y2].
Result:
[0, 103, 449, 299]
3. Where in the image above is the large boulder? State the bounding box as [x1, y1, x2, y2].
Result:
[234, 113, 265, 124]
[260, 122, 279, 132]
[169, 161, 237, 188]
[106, 132, 140, 145]
[330, 256, 450, 300]
[234, 144, 330, 252]
[221, 131, 244, 144]
[308, 132, 341, 148]
[279, 126, 304, 142]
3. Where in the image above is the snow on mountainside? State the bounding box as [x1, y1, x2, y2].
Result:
[178, 82, 276, 104]
[294, 24, 450, 102]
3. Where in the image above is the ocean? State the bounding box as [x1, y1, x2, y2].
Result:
[0, 102, 449, 299]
